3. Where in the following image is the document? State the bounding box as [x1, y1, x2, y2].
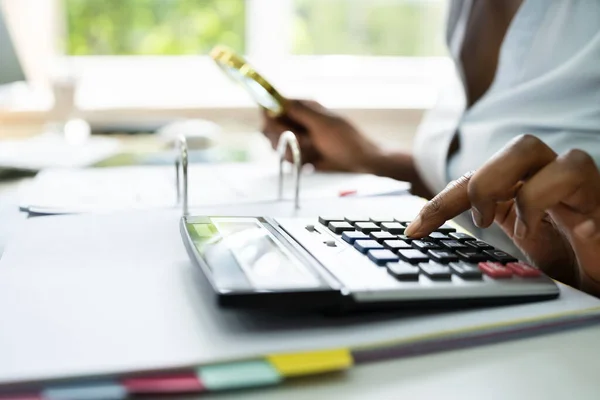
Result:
[19, 163, 411, 214]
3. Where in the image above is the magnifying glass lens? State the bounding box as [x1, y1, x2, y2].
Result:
[213, 46, 285, 116]
[243, 76, 283, 114]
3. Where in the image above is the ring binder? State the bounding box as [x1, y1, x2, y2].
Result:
[277, 131, 302, 210]
[174, 135, 189, 216]
[175, 130, 302, 217]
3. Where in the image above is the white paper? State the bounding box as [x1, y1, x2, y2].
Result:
[20, 163, 410, 214]
[0, 200, 598, 385]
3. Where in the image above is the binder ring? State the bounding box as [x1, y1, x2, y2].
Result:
[277, 130, 302, 209]
[175, 135, 189, 216]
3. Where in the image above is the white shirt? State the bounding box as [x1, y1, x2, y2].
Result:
[413, 0, 600, 254]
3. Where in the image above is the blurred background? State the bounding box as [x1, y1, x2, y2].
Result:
[0, 0, 452, 165]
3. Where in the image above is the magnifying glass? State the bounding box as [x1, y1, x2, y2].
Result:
[210, 45, 287, 117]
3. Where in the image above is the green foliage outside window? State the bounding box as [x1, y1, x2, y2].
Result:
[66, 0, 245, 55]
[65, 0, 446, 57]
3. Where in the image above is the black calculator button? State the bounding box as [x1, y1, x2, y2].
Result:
[370, 231, 397, 242]
[465, 240, 494, 250]
[455, 250, 489, 263]
[387, 262, 420, 281]
[345, 216, 371, 224]
[484, 250, 518, 263]
[412, 240, 441, 252]
[448, 232, 476, 241]
[370, 216, 396, 224]
[380, 222, 406, 234]
[435, 224, 456, 234]
[319, 216, 344, 225]
[328, 221, 355, 234]
[427, 250, 459, 264]
[397, 234, 413, 243]
[383, 240, 412, 251]
[450, 262, 483, 279]
[341, 231, 369, 244]
[398, 249, 429, 264]
[355, 222, 381, 234]
[354, 240, 384, 254]
[440, 240, 469, 250]
[367, 249, 400, 265]
[428, 232, 451, 241]
[420, 262, 452, 281]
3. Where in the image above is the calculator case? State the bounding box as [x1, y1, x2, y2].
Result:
[180, 215, 560, 312]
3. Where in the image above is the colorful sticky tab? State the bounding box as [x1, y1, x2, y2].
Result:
[121, 372, 204, 394]
[42, 381, 126, 400]
[267, 349, 353, 377]
[198, 360, 282, 391]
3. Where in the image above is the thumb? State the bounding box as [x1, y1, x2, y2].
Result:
[285, 100, 328, 130]
[405, 172, 473, 238]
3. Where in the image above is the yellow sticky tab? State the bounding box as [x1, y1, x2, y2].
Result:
[267, 349, 353, 377]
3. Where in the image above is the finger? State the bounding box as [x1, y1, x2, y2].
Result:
[468, 134, 557, 228]
[514, 149, 600, 238]
[312, 158, 346, 172]
[563, 208, 600, 292]
[405, 171, 473, 238]
[574, 216, 600, 242]
[263, 122, 289, 150]
[285, 100, 335, 130]
[283, 136, 320, 165]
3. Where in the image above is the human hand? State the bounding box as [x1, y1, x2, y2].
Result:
[405, 135, 600, 294]
[261, 100, 381, 172]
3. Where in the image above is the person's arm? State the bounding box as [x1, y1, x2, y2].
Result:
[405, 134, 600, 297]
[366, 149, 433, 199]
[261, 100, 433, 197]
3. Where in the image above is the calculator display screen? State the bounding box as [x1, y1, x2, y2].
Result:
[187, 218, 323, 291]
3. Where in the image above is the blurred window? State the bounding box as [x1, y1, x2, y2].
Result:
[293, 0, 447, 56]
[65, 0, 446, 57]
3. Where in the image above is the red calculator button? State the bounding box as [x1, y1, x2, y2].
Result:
[478, 262, 513, 278]
[506, 262, 541, 277]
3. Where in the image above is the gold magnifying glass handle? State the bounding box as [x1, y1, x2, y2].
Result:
[210, 45, 287, 117]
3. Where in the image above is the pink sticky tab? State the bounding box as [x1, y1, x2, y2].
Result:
[122, 373, 204, 394]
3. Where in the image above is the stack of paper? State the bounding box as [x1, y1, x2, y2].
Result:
[19, 163, 410, 214]
[1, 197, 600, 399]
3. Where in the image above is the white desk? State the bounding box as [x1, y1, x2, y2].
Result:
[198, 325, 600, 399]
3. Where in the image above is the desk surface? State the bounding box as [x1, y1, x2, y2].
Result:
[197, 325, 600, 400]
[1, 178, 599, 400]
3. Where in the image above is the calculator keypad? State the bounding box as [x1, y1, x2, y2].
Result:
[370, 231, 397, 242]
[342, 231, 370, 244]
[323, 216, 541, 284]
[354, 240, 384, 254]
[380, 222, 406, 234]
[355, 222, 381, 234]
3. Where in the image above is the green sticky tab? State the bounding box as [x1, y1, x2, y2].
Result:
[192, 224, 214, 238]
[198, 360, 282, 391]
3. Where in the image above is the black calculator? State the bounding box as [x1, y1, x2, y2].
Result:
[181, 215, 560, 311]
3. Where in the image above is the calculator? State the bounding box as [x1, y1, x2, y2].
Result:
[181, 215, 560, 311]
